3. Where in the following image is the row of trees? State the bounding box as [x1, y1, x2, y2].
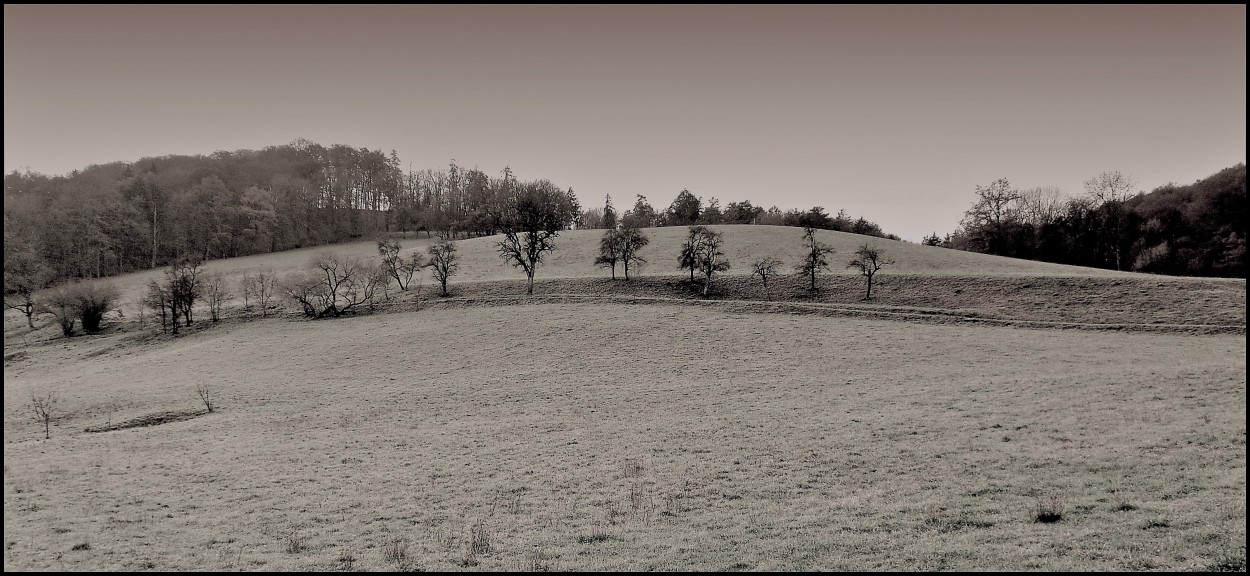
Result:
[936, 165, 1245, 277]
[588, 191, 898, 239]
[597, 225, 894, 299]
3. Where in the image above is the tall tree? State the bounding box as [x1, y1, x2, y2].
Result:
[1084, 171, 1138, 270]
[494, 182, 564, 295]
[694, 229, 730, 296]
[666, 189, 702, 226]
[796, 226, 834, 292]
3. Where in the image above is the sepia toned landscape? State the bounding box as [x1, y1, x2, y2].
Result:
[4, 225, 1246, 571]
[4, 4, 1245, 573]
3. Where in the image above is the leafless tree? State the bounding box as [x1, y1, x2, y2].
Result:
[248, 270, 279, 318]
[168, 258, 203, 327]
[293, 252, 386, 318]
[694, 229, 729, 296]
[752, 256, 783, 293]
[30, 389, 59, 440]
[795, 227, 834, 292]
[427, 240, 459, 297]
[847, 243, 895, 300]
[1084, 170, 1138, 270]
[144, 280, 173, 334]
[494, 183, 564, 295]
[617, 225, 650, 280]
[196, 383, 214, 413]
[678, 225, 710, 281]
[240, 272, 253, 309]
[200, 271, 231, 322]
[377, 238, 421, 291]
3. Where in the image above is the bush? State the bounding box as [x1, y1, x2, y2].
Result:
[41, 280, 119, 336]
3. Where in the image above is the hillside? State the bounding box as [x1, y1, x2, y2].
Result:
[4, 225, 1246, 339]
[3, 303, 1245, 570]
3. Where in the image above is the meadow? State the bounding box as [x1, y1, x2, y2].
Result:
[3, 225, 1246, 571]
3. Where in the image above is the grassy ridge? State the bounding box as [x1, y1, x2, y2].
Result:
[8, 225, 1242, 338]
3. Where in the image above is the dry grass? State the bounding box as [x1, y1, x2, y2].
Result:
[2, 302, 1244, 570]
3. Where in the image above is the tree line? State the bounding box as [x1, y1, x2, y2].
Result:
[933, 164, 1245, 278]
[3, 139, 898, 300]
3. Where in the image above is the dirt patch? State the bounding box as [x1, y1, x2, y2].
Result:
[83, 409, 209, 433]
[4, 350, 30, 365]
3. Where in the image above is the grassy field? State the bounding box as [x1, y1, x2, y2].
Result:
[3, 225, 1246, 571]
[2, 303, 1245, 571]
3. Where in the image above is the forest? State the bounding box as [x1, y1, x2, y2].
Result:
[933, 163, 1245, 278]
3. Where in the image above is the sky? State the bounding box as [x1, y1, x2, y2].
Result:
[4, 5, 1245, 242]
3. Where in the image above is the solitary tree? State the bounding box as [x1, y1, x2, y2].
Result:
[594, 229, 623, 279]
[751, 256, 783, 293]
[847, 243, 894, 300]
[427, 240, 459, 297]
[30, 388, 59, 440]
[678, 225, 710, 281]
[694, 229, 730, 296]
[618, 225, 650, 280]
[795, 226, 835, 292]
[494, 182, 564, 295]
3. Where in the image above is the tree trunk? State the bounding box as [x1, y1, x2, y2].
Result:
[865, 274, 873, 300]
[623, 260, 629, 281]
[527, 274, 534, 295]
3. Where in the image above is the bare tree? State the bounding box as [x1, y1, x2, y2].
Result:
[678, 225, 710, 281]
[144, 279, 173, 334]
[617, 225, 650, 280]
[751, 256, 783, 293]
[494, 183, 564, 295]
[295, 252, 387, 318]
[196, 383, 214, 413]
[200, 271, 231, 322]
[847, 243, 894, 300]
[30, 389, 59, 440]
[249, 270, 279, 318]
[3, 246, 49, 329]
[168, 259, 203, 327]
[427, 240, 459, 297]
[240, 272, 253, 309]
[795, 227, 834, 292]
[694, 229, 730, 296]
[1084, 170, 1138, 270]
[594, 229, 622, 280]
[377, 238, 421, 291]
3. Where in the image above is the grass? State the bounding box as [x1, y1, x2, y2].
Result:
[2, 302, 1244, 570]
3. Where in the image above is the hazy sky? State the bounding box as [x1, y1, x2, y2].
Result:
[4, 5, 1245, 241]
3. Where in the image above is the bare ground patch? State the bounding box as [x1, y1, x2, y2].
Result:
[82, 409, 208, 433]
